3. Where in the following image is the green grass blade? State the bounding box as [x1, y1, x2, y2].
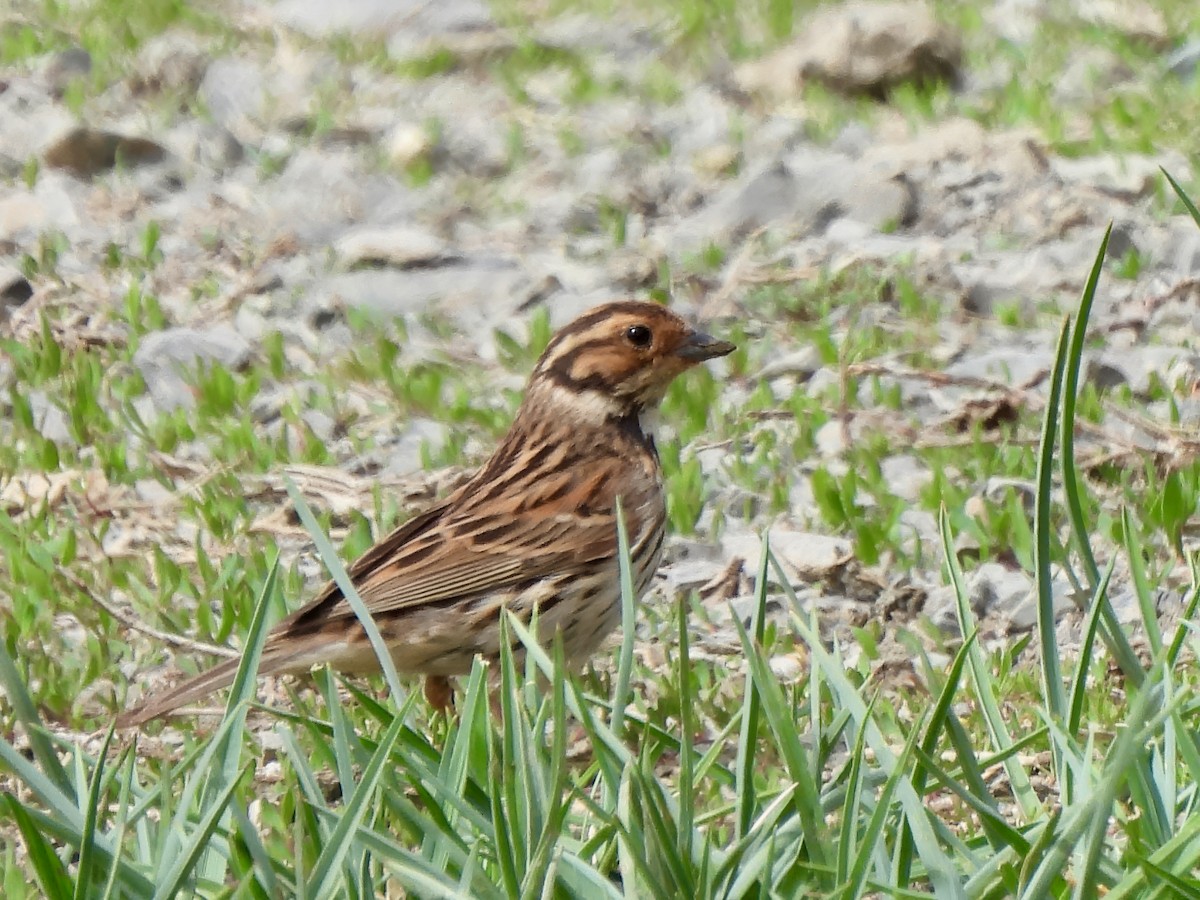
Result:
[732, 612, 828, 861]
[1056, 224, 1145, 686]
[1162, 168, 1200, 230]
[8, 793, 74, 897]
[895, 630, 979, 887]
[1121, 507, 1163, 655]
[285, 475, 407, 707]
[198, 555, 281, 886]
[0, 634, 70, 795]
[846, 708, 925, 899]
[735, 539, 771, 840]
[1035, 316, 1070, 725]
[610, 496, 638, 739]
[73, 723, 116, 900]
[938, 506, 1040, 820]
[1068, 559, 1115, 736]
[676, 591, 696, 867]
[306, 714, 406, 899]
[152, 764, 251, 900]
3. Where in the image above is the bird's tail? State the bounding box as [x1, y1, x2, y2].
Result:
[116, 648, 293, 729]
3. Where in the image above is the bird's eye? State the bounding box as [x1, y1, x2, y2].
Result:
[625, 324, 652, 348]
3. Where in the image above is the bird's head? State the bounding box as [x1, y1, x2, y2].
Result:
[525, 301, 735, 424]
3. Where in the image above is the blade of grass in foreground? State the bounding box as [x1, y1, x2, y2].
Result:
[1058, 225, 1143, 686]
[610, 496, 637, 739]
[1162, 168, 1200, 230]
[1036, 316, 1071, 716]
[74, 724, 117, 900]
[734, 540, 771, 841]
[285, 476, 407, 709]
[197, 555, 280, 887]
[939, 506, 1040, 821]
[0, 622, 70, 794]
[305, 714, 406, 899]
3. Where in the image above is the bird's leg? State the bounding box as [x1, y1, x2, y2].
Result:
[423, 675, 455, 711]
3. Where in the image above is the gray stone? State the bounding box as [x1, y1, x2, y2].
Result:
[992, 572, 1074, 632]
[662, 557, 729, 593]
[44, 47, 91, 95]
[440, 121, 510, 178]
[199, 58, 267, 134]
[305, 257, 543, 333]
[943, 342, 1050, 386]
[967, 562, 1032, 618]
[0, 178, 80, 241]
[768, 527, 852, 576]
[261, 150, 418, 245]
[267, 0, 494, 47]
[759, 345, 823, 380]
[28, 390, 73, 445]
[133, 326, 254, 412]
[334, 226, 450, 269]
[380, 418, 452, 475]
[1051, 153, 1174, 199]
[1167, 40, 1200, 82]
[1091, 345, 1200, 396]
[881, 455, 933, 503]
[1160, 219, 1200, 275]
[166, 121, 243, 171]
[669, 149, 913, 251]
[132, 33, 209, 95]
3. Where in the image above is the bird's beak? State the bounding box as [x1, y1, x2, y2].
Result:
[676, 329, 736, 362]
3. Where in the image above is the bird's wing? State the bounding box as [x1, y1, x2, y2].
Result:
[277, 465, 627, 634]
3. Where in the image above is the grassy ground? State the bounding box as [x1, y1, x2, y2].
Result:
[4, 0, 1200, 896]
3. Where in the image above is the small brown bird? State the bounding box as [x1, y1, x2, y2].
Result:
[118, 301, 734, 727]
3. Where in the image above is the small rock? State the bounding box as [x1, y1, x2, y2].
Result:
[943, 344, 1048, 386]
[44, 47, 91, 95]
[28, 390, 73, 445]
[166, 121, 243, 171]
[1051, 153, 1172, 199]
[334, 226, 450, 269]
[0, 178, 80, 241]
[43, 127, 167, 177]
[814, 420, 849, 456]
[132, 33, 210, 95]
[996, 574, 1074, 632]
[881, 455, 933, 503]
[386, 123, 435, 168]
[1076, 0, 1167, 49]
[199, 57, 267, 135]
[440, 121, 510, 177]
[768, 527, 853, 576]
[737, 0, 962, 99]
[380, 418, 452, 475]
[967, 562, 1032, 618]
[662, 557, 730, 593]
[693, 144, 740, 178]
[268, 0, 494, 42]
[759, 345, 823, 380]
[1091, 345, 1200, 396]
[1166, 40, 1200, 83]
[133, 326, 254, 412]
